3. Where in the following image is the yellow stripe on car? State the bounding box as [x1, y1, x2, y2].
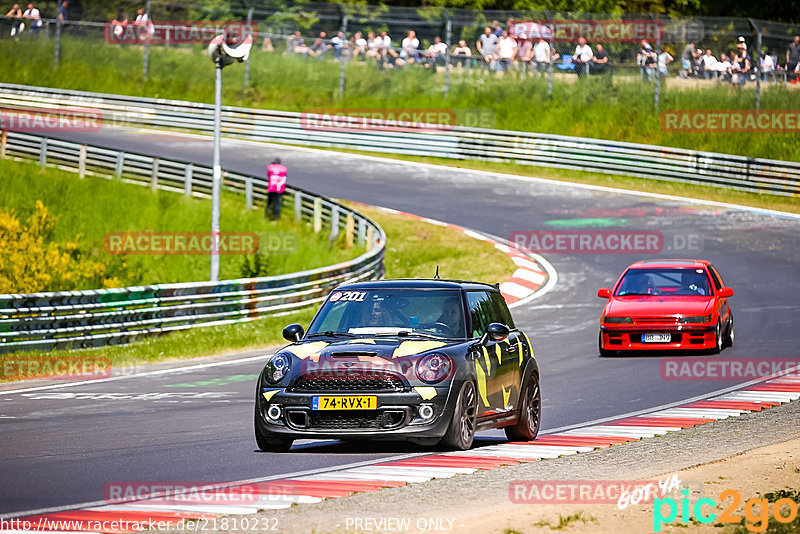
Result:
[287, 342, 330, 359]
[262, 390, 280, 401]
[414, 386, 437, 400]
[392, 341, 446, 358]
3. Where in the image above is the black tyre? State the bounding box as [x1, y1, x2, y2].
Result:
[505, 373, 541, 442]
[440, 380, 477, 450]
[598, 332, 614, 357]
[254, 405, 293, 453]
[711, 320, 723, 354]
[723, 312, 734, 348]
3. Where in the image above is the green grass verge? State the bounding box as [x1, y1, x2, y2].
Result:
[0, 158, 362, 289]
[0, 198, 515, 380]
[1, 37, 798, 160]
[320, 148, 800, 215]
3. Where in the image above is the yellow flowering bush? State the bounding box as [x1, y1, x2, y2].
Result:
[0, 201, 120, 294]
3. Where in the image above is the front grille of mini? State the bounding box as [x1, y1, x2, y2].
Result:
[292, 372, 406, 392]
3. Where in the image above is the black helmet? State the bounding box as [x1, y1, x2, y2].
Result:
[272, 157, 281, 165]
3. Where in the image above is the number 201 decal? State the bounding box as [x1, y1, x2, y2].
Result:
[329, 291, 366, 302]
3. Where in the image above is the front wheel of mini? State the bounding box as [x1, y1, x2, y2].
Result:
[505, 373, 541, 442]
[441, 380, 477, 450]
[254, 405, 293, 452]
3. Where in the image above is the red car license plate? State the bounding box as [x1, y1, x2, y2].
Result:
[642, 333, 671, 343]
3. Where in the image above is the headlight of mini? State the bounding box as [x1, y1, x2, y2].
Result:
[602, 316, 633, 324]
[264, 352, 291, 383]
[679, 314, 713, 324]
[416, 353, 453, 384]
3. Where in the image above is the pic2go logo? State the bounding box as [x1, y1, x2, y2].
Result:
[654, 489, 799, 532]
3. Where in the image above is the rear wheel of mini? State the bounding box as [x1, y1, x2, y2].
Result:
[441, 380, 477, 450]
[505, 373, 541, 442]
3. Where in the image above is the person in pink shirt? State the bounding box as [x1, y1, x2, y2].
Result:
[265, 157, 287, 220]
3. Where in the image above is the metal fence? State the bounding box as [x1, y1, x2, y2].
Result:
[0, 130, 386, 353]
[2, 83, 797, 196]
[1, 3, 799, 111]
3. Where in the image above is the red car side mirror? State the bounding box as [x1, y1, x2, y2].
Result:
[598, 288, 611, 298]
[718, 287, 733, 298]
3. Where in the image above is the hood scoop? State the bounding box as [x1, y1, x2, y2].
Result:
[330, 351, 378, 358]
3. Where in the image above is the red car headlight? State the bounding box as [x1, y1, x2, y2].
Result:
[416, 353, 452, 384]
[602, 316, 633, 324]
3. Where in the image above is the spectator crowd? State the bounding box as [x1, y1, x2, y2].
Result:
[276, 19, 800, 85]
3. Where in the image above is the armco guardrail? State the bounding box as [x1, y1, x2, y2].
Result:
[0, 131, 385, 353]
[1, 83, 799, 197]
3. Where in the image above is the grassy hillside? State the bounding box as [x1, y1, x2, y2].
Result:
[0, 158, 362, 290]
[0, 37, 796, 160]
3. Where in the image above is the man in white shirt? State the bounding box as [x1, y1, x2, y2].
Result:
[700, 49, 717, 79]
[572, 37, 592, 77]
[760, 51, 775, 84]
[495, 30, 517, 73]
[716, 53, 732, 82]
[533, 37, 550, 75]
[22, 3, 41, 35]
[425, 36, 448, 68]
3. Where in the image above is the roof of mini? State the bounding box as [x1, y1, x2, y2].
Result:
[335, 278, 499, 291]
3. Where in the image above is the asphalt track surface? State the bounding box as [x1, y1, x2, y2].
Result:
[2, 127, 799, 516]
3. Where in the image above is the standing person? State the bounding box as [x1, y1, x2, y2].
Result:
[786, 35, 800, 82]
[657, 45, 673, 78]
[57, 0, 66, 21]
[700, 49, 717, 79]
[591, 43, 609, 75]
[516, 33, 533, 75]
[533, 37, 550, 76]
[495, 30, 517, 73]
[680, 41, 698, 78]
[6, 3, 23, 36]
[22, 3, 41, 35]
[330, 30, 346, 61]
[572, 37, 592, 77]
[637, 39, 656, 81]
[265, 158, 287, 220]
[476, 26, 498, 70]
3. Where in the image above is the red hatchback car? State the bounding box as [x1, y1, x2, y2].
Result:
[597, 260, 734, 356]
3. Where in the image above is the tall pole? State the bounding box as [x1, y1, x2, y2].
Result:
[443, 8, 451, 98]
[143, 0, 151, 82]
[650, 13, 660, 113]
[338, 9, 348, 99]
[54, 17, 62, 70]
[244, 7, 254, 88]
[210, 57, 223, 282]
[750, 19, 762, 112]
